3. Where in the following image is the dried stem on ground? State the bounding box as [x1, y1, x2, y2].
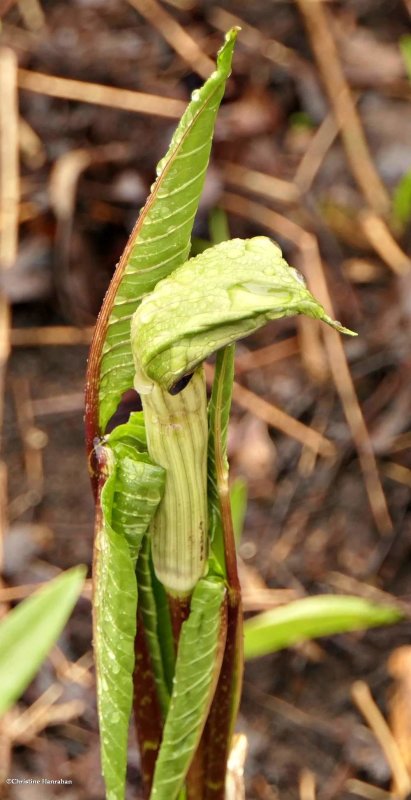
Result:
[352, 681, 411, 799]
[296, 0, 389, 215]
[209, 6, 306, 74]
[18, 69, 186, 119]
[127, 0, 214, 79]
[204, 363, 336, 457]
[0, 47, 18, 578]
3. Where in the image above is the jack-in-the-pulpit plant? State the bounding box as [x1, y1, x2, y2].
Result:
[85, 29, 355, 800]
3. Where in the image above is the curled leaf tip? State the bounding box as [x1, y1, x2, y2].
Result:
[132, 236, 358, 390]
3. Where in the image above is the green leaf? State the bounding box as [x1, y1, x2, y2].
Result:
[206, 208, 235, 575]
[150, 577, 227, 800]
[207, 345, 235, 577]
[244, 595, 403, 660]
[208, 206, 230, 245]
[230, 477, 248, 544]
[98, 28, 239, 432]
[132, 236, 356, 392]
[94, 427, 165, 800]
[0, 566, 86, 718]
[400, 34, 411, 82]
[392, 171, 411, 227]
[136, 536, 172, 718]
[106, 410, 147, 451]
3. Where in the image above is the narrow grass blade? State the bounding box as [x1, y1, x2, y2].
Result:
[207, 206, 235, 573]
[150, 577, 227, 800]
[94, 423, 165, 800]
[392, 171, 411, 228]
[400, 34, 411, 82]
[244, 595, 403, 660]
[0, 566, 86, 718]
[230, 477, 248, 545]
[208, 345, 235, 577]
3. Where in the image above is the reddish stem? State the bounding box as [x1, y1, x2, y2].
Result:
[200, 344, 243, 798]
[202, 592, 243, 799]
[133, 610, 164, 798]
[168, 594, 191, 648]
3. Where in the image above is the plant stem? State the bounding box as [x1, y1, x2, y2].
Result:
[133, 609, 163, 798]
[203, 347, 244, 798]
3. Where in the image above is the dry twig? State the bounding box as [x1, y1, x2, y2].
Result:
[126, 0, 214, 79]
[222, 162, 300, 206]
[296, 0, 390, 215]
[235, 337, 299, 375]
[359, 211, 411, 275]
[351, 681, 411, 799]
[16, 0, 45, 30]
[11, 325, 94, 346]
[0, 47, 18, 574]
[381, 462, 411, 489]
[12, 376, 46, 499]
[18, 68, 186, 119]
[209, 6, 305, 73]
[299, 769, 317, 800]
[345, 779, 396, 800]
[0, 48, 19, 269]
[293, 113, 339, 194]
[204, 362, 336, 457]
[225, 734, 247, 800]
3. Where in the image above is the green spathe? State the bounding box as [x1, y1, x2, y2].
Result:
[132, 236, 355, 391]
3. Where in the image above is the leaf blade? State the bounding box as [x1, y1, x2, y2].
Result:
[0, 566, 86, 718]
[244, 595, 403, 660]
[150, 577, 227, 800]
[94, 29, 239, 433]
[207, 345, 235, 578]
[94, 430, 165, 800]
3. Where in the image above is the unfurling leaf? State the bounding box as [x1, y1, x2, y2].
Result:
[132, 236, 355, 392]
[94, 418, 165, 800]
[96, 29, 239, 434]
[89, 29, 239, 798]
[150, 577, 227, 800]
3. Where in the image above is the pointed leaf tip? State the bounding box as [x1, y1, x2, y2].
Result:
[225, 26, 241, 42]
[244, 595, 402, 660]
[323, 315, 357, 337]
[0, 566, 86, 718]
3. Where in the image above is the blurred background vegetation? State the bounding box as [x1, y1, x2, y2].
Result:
[1, 1, 411, 798]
